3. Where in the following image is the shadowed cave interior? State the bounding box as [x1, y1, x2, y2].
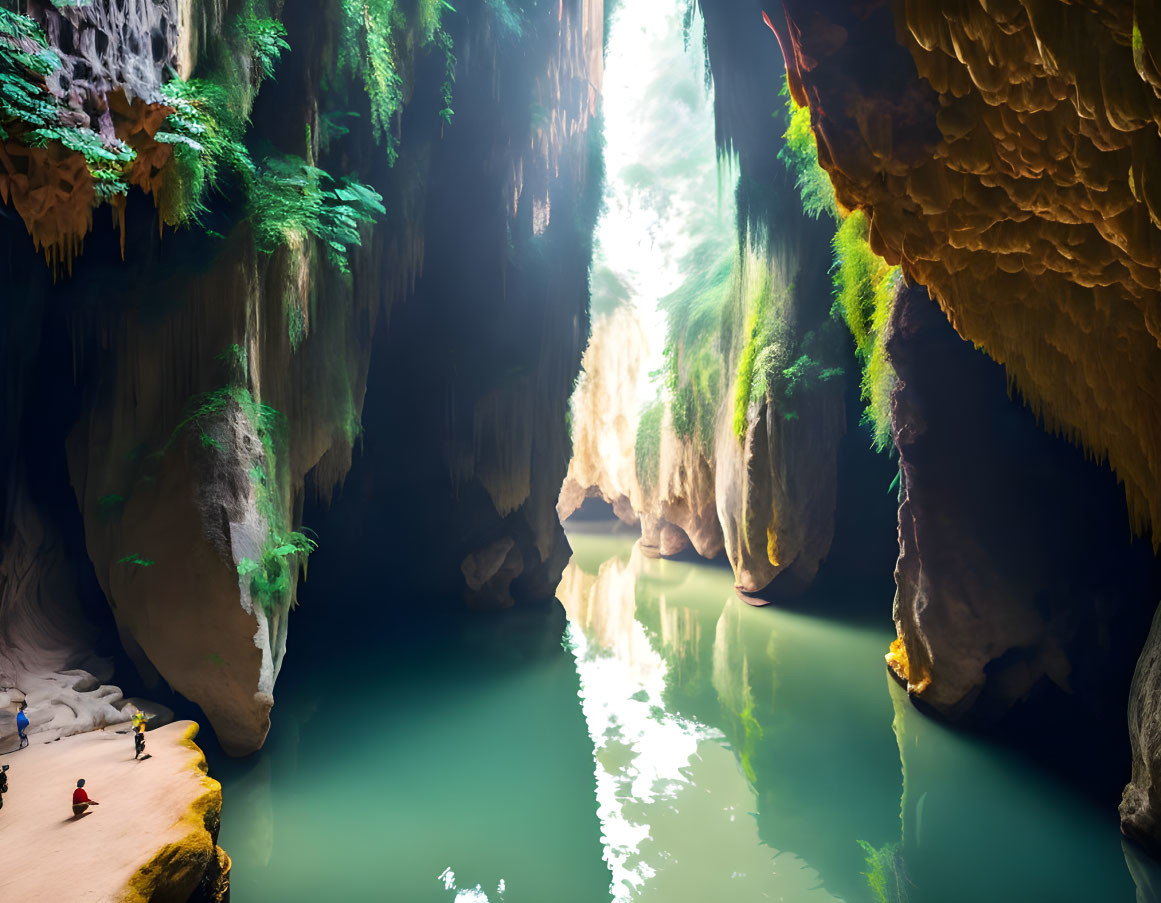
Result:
[1, 0, 1161, 901]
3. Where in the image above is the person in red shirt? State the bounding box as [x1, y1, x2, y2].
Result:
[71, 778, 99, 817]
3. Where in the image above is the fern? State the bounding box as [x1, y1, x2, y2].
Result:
[154, 78, 254, 225]
[338, 0, 405, 159]
[237, 14, 289, 79]
[338, 0, 457, 159]
[238, 529, 317, 613]
[778, 87, 839, 222]
[250, 155, 385, 272]
[0, 9, 133, 195]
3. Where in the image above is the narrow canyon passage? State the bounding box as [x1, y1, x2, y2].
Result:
[2, 0, 1161, 900]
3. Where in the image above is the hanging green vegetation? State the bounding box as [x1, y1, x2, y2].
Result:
[856, 839, 909, 903]
[151, 0, 291, 226]
[730, 256, 843, 436]
[635, 399, 664, 495]
[250, 155, 385, 272]
[117, 553, 155, 568]
[154, 78, 254, 225]
[777, 89, 839, 222]
[434, 25, 456, 127]
[237, 529, 317, 613]
[164, 383, 316, 613]
[731, 264, 774, 438]
[337, 0, 457, 162]
[0, 9, 134, 198]
[660, 245, 734, 457]
[97, 494, 125, 523]
[236, 14, 290, 80]
[163, 385, 282, 458]
[778, 83, 900, 451]
[833, 211, 899, 450]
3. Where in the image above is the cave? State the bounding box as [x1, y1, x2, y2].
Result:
[1, 0, 1160, 900]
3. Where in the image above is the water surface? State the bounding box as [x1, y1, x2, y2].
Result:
[215, 525, 1156, 901]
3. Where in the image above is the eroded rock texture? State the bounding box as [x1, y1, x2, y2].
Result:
[885, 283, 1156, 728]
[755, 0, 1161, 851]
[766, 0, 1161, 541]
[0, 0, 209, 265]
[640, 410, 723, 561]
[563, 233, 846, 597]
[714, 309, 846, 597]
[320, 0, 605, 611]
[1124, 605, 1161, 858]
[562, 0, 849, 597]
[558, 306, 649, 526]
[2, 0, 604, 753]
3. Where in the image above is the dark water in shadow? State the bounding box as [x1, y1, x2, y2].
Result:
[213, 526, 1161, 901]
[212, 597, 610, 901]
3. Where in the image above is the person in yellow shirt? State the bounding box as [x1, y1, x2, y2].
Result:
[131, 711, 148, 760]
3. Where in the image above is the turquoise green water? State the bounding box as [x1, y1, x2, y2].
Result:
[216, 527, 1155, 901]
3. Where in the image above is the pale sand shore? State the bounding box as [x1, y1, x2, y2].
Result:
[0, 720, 224, 903]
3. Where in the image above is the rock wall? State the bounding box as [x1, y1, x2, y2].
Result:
[713, 264, 847, 596]
[561, 0, 849, 597]
[885, 284, 1156, 735]
[641, 405, 723, 561]
[751, 0, 1161, 850]
[307, 0, 605, 612]
[564, 232, 847, 597]
[766, 0, 1161, 542]
[558, 305, 649, 526]
[1124, 605, 1161, 858]
[1, 0, 604, 753]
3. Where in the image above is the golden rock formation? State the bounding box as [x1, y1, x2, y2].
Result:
[771, 0, 1161, 539]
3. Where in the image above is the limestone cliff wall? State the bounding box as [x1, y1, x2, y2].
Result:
[562, 0, 848, 598]
[558, 306, 649, 526]
[0, 0, 604, 753]
[885, 284, 1155, 732]
[752, 0, 1161, 851]
[563, 232, 847, 597]
[309, 0, 605, 612]
[765, 0, 1161, 543]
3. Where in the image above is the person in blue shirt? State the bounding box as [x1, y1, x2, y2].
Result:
[16, 702, 28, 749]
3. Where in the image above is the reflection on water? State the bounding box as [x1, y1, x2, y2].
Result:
[211, 524, 1159, 902]
[213, 601, 611, 902]
[558, 545, 833, 900]
[560, 528, 1150, 902]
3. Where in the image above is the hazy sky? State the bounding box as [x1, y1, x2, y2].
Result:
[591, 0, 738, 409]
